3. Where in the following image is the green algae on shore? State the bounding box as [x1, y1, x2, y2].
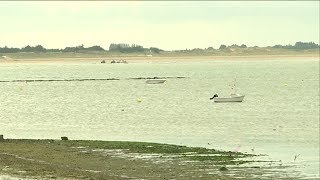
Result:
[0, 139, 265, 179]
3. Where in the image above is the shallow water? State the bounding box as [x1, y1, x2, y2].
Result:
[0, 58, 319, 178]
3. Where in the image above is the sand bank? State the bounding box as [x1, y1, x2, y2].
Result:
[0, 54, 318, 65]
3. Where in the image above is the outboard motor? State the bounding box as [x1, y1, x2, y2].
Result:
[210, 94, 218, 100]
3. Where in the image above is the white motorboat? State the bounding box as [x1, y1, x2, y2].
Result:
[210, 78, 245, 102]
[211, 93, 245, 102]
[146, 79, 166, 84]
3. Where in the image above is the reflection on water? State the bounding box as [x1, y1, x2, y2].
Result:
[0, 59, 319, 178]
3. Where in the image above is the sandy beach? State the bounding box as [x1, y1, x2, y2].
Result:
[0, 54, 319, 65]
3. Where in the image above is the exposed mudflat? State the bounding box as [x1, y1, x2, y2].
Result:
[0, 139, 289, 179]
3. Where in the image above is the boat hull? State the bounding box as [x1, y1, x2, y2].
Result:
[146, 79, 166, 84]
[213, 95, 245, 102]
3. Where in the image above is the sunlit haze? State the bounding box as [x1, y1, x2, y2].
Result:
[0, 1, 319, 50]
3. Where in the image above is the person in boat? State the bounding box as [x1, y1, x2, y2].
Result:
[210, 94, 218, 100]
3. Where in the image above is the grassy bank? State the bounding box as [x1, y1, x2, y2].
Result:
[0, 139, 280, 179]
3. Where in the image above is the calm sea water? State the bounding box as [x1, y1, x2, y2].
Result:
[0, 58, 319, 178]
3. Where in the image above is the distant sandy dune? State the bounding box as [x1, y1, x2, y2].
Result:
[0, 54, 318, 64]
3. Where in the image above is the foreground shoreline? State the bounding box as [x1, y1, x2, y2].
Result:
[0, 138, 290, 179]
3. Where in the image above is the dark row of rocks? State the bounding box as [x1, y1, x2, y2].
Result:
[0, 77, 188, 83]
[128, 76, 188, 80]
[0, 78, 120, 83]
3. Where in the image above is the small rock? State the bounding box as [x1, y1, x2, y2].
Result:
[219, 166, 228, 171]
[61, 136, 68, 141]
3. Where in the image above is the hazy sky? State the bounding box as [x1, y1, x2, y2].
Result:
[0, 1, 319, 50]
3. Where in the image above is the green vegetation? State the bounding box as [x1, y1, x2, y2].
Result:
[0, 41, 318, 61]
[219, 44, 227, 49]
[0, 43, 164, 55]
[54, 140, 242, 155]
[62, 44, 104, 53]
[109, 43, 145, 53]
[0, 44, 105, 53]
[0, 42, 318, 55]
[0, 139, 266, 179]
[273, 41, 319, 49]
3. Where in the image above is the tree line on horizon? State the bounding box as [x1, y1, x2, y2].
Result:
[0, 43, 164, 54]
[0, 42, 318, 53]
[217, 42, 319, 50]
[272, 42, 319, 49]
